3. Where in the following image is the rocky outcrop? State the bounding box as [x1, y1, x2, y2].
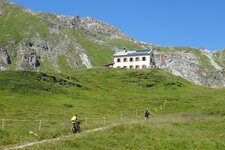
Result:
[56, 15, 80, 29]
[200, 48, 223, 70]
[0, 46, 11, 70]
[160, 51, 201, 83]
[158, 49, 225, 88]
[79, 17, 129, 40]
[14, 33, 92, 71]
[1, 2, 225, 88]
[16, 43, 41, 70]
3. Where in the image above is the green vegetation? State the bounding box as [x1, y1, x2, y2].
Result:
[214, 49, 225, 68]
[72, 30, 114, 66]
[0, 69, 225, 149]
[25, 116, 225, 150]
[57, 55, 72, 74]
[0, 3, 224, 148]
[0, 2, 48, 45]
[39, 59, 56, 73]
[106, 39, 143, 50]
[152, 45, 171, 53]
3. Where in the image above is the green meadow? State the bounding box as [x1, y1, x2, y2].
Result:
[24, 116, 225, 150]
[0, 68, 225, 149]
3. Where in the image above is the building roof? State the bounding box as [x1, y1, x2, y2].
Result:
[103, 63, 114, 67]
[113, 49, 153, 57]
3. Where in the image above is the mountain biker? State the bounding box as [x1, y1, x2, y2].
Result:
[144, 108, 150, 120]
[71, 114, 78, 123]
[71, 114, 80, 133]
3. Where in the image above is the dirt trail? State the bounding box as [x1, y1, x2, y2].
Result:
[2, 122, 132, 150]
[2, 113, 223, 150]
[3, 126, 113, 150]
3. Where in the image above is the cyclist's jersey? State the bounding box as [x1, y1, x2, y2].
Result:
[71, 116, 77, 122]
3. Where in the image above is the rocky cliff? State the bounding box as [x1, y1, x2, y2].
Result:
[0, 2, 224, 87]
[153, 46, 225, 88]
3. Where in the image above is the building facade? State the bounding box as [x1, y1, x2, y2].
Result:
[113, 49, 155, 69]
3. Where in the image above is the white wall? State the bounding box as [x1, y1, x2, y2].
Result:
[113, 55, 151, 69]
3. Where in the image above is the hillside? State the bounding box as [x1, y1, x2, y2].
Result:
[23, 117, 225, 150]
[0, 69, 225, 148]
[0, 1, 225, 88]
[1, 1, 225, 149]
[153, 46, 225, 88]
[214, 49, 225, 68]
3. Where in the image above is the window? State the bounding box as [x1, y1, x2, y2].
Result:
[130, 58, 133, 62]
[142, 65, 147, 69]
[135, 57, 140, 61]
[123, 58, 127, 62]
[135, 65, 140, 69]
[129, 65, 133, 69]
[123, 66, 127, 68]
[117, 58, 121, 62]
[142, 57, 146, 61]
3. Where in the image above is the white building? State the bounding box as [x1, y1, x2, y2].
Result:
[113, 49, 155, 69]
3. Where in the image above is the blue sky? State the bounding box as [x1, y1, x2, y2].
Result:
[10, 0, 225, 51]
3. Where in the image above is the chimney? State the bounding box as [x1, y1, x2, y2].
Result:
[123, 47, 127, 53]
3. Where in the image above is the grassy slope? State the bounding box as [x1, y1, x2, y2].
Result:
[0, 2, 48, 45]
[71, 30, 115, 66]
[214, 49, 225, 68]
[0, 3, 224, 149]
[0, 2, 49, 70]
[25, 117, 225, 150]
[106, 38, 143, 50]
[1, 2, 222, 72]
[0, 2, 115, 71]
[0, 69, 225, 148]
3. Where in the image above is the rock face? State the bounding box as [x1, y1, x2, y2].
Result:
[0, 2, 225, 88]
[56, 15, 80, 29]
[0, 46, 11, 70]
[79, 17, 129, 40]
[16, 46, 41, 70]
[156, 48, 225, 88]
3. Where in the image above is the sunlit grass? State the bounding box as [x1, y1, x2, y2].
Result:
[0, 68, 225, 148]
[23, 115, 225, 150]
